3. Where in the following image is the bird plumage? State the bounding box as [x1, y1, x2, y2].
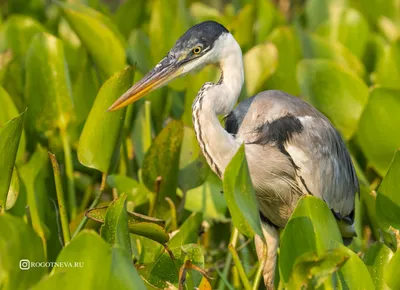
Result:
[109, 20, 358, 289]
[225, 90, 358, 230]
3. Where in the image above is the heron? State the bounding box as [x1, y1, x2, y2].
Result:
[108, 21, 358, 289]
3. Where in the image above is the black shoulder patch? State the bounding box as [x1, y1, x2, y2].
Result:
[253, 114, 304, 146]
[224, 112, 240, 135]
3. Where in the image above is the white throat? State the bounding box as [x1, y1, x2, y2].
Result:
[209, 33, 244, 115]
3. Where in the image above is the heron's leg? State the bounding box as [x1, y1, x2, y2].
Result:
[255, 221, 279, 290]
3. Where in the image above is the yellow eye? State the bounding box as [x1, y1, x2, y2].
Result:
[193, 46, 202, 54]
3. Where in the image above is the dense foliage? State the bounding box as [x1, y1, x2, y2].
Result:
[0, 0, 399, 289]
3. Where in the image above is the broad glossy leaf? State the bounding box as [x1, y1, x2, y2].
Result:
[305, 0, 348, 31]
[0, 214, 46, 290]
[168, 212, 203, 248]
[126, 29, 152, 73]
[25, 32, 73, 133]
[2, 15, 46, 58]
[374, 41, 400, 89]
[386, 249, 400, 289]
[376, 150, 400, 229]
[185, 173, 227, 221]
[113, 0, 144, 38]
[231, 4, 254, 50]
[107, 174, 149, 207]
[0, 86, 25, 161]
[377, 16, 400, 43]
[189, 2, 223, 23]
[255, 0, 278, 43]
[78, 67, 133, 173]
[147, 243, 204, 289]
[364, 243, 393, 289]
[179, 127, 209, 192]
[86, 206, 169, 244]
[336, 243, 374, 289]
[100, 194, 131, 255]
[297, 59, 368, 139]
[71, 51, 99, 126]
[223, 145, 264, 239]
[244, 42, 278, 96]
[19, 145, 49, 249]
[32, 231, 146, 290]
[132, 101, 152, 167]
[300, 31, 365, 76]
[316, 8, 369, 58]
[279, 196, 342, 283]
[142, 120, 183, 205]
[59, 2, 126, 78]
[288, 248, 349, 289]
[0, 112, 24, 210]
[357, 88, 400, 175]
[351, 0, 400, 25]
[266, 26, 301, 95]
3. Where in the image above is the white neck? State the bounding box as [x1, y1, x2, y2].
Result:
[192, 33, 244, 177]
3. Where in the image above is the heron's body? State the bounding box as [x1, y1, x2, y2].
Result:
[109, 21, 358, 289]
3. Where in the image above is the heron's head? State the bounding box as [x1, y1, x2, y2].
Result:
[108, 21, 230, 111]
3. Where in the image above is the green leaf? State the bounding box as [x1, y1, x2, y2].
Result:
[364, 243, 393, 289]
[266, 26, 301, 95]
[31, 231, 146, 290]
[2, 15, 46, 58]
[279, 196, 342, 283]
[376, 150, 400, 229]
[255, 0, 278, 43]
[71, 51, 99, 126]
[288, 248, 349, 289]
[146, 243, 204, 289]
[113, 0, 145, 39]
[19, 145, 49, 253]
[0, 86, 26, 161]
[59, 2, 126, 78]
[297, 59, 368, 139]
[223, 145, 264, 239]
[6, 167, 19, 210]
[86, 206, 169, 244]
[100, 194, 131, 256]
[299, 31, 365, 76]
[231, 4, 255, 50]
[132, 101, 152, 167]
[107, 174, 149, 207]
[351, 0, 400, 26]
[336, 243, 375, 289]
[142, 120, 183, 206]
[0, 111, 24, 211]
[78, 67, 133, 173]
[244, 42, 278, 96]
[374, 41, 400, 90]
[0, 214, 46, 290]
[185, 173, 227, 221]
[168, 212, 203, 248]
[315, 8, 370, 58]
[386, 249, 400, 289]
[357, 88, 400, 175]
[179, 127, 209, 192]
[25, 32, 73, 133]
[305, 0, 348, 31]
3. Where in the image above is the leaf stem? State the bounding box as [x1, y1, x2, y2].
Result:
[49, 152, 71, 245]
[72, 172, 107, 238]
[217, 227, 239, 290]
[229, 243, 252, 290]
[60, 127, 77, 219]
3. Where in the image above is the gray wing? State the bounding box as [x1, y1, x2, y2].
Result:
[225, 90, 358, 226]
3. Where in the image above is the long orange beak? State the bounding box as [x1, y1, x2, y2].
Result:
[108, 57, 182, 111]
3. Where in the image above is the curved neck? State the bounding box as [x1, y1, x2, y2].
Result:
[192, 34, 244, 177]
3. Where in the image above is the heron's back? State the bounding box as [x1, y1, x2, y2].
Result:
[225, 90, 358, 229]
